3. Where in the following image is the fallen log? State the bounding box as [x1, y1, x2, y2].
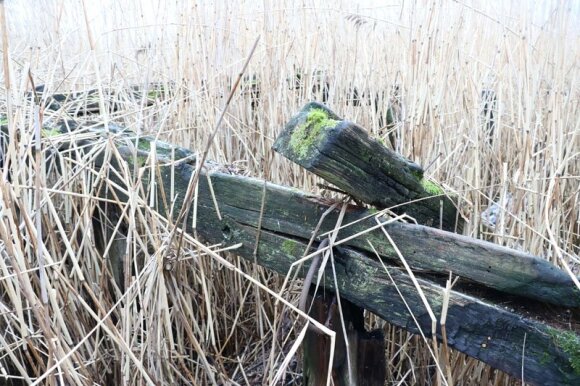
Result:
[19, 120, 580, 385]
[272, 102, 463, 232]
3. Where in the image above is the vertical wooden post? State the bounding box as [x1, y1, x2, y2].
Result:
[302, 290, 385, 385]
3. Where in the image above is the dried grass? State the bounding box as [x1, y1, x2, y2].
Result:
[0, 0, 578, 385]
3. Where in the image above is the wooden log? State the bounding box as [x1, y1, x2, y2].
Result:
[302, 294, 334, 386]
[174, 167, 578, 308]
[272, 101, 463, 232]
[355, 329, 386, 386]
[34, 121, 580, 385]
[302, 292, 351, 386]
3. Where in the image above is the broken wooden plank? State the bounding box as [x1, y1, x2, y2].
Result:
[272, 101, 463, 232]
[33, 120, 580, 385]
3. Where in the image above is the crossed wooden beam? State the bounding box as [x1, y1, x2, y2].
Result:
[9, 100, 578, 386]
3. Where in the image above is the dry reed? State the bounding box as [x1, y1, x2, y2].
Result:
[0, 0, 578, 385]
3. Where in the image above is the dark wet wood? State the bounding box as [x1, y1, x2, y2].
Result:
[302, 291, 384, 386]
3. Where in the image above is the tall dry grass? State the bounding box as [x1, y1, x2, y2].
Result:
[0, 0, 578, 385]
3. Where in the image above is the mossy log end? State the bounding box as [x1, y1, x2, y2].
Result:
[33, 120, 580, 385]
[272, 102, 463, 232]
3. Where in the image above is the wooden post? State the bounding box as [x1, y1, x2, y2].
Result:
[302, 290, 385, 386]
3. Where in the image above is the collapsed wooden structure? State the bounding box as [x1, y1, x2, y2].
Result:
[9, 100, 579, 385]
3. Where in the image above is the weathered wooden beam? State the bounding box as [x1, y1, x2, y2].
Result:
[231, 226, 580, 386]
[272, 102, 463, 232]
[173, 165, 578, 308]
[4, 117, 580, 303]
[30, 84, 173, 116]
[35, 121, 580, 385]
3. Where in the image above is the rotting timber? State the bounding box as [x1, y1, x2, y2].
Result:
[10, 117, 580, 386]
[273, 101, 464, 233]
[271, 103, 580, 385]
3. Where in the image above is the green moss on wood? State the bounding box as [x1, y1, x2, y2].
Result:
[289, 108, 338, 160]
[411, 169, 424, 180]
[281, 239, 299, 256]
[540, 351, 551, 366]
[128, 136, 190, 161]
[422, 179, 444, 196]
[409, 169, 444, 196]
[125, 153, 148, 168]
[136, 139, 151, 152]
[547, 327, 580, 375]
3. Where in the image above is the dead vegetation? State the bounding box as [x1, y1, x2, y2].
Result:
[0, 0, 578, 385]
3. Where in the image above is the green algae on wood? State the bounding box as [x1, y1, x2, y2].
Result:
[281, 239, 300, 256]
[421, 178, 445, 195]
[41, 127, 62, 138]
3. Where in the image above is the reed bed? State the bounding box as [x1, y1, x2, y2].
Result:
[0, 0, 578, 385]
